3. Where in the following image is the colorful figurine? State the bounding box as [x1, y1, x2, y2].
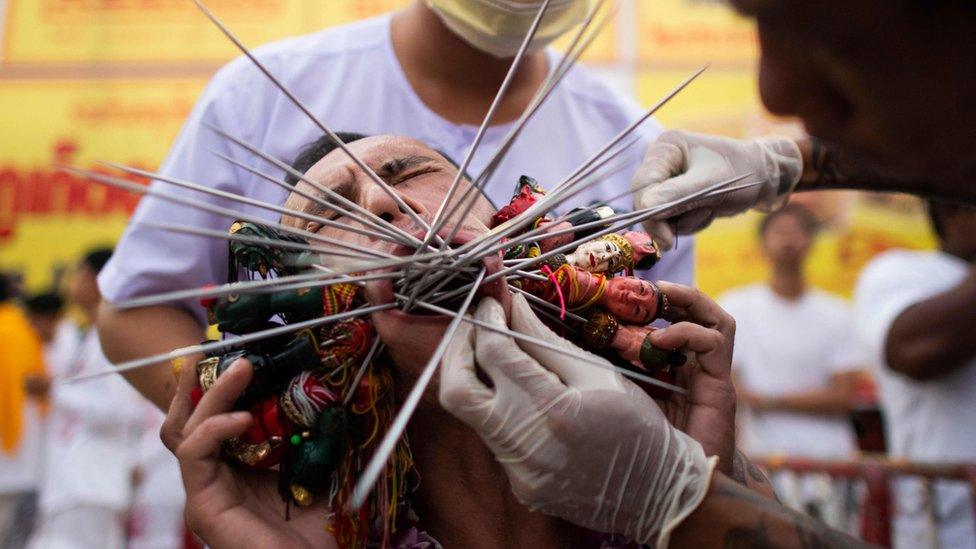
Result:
[565, 230, 660, 273]
[516, 263, 666, 324]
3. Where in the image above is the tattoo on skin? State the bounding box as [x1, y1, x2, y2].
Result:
[731, 450, 775, 490]
[724, 515, 774, 548]
[714, 479, 866, 549]
[804, 138, 963, 203]
[808, 139, 880, 190]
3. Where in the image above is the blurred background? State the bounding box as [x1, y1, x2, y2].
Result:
[0, 0, 935, 297]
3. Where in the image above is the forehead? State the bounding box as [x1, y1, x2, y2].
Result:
[304, 135, 445, 177]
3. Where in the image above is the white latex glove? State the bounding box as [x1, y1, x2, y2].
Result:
[632, 130, 803, 250]
[439, 294, 717, 547]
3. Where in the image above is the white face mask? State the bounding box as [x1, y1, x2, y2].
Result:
[426, 0, 591, 58]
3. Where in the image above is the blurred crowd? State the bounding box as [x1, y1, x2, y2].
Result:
[1, 199, 975, 548]
[0, 248, 186, 549]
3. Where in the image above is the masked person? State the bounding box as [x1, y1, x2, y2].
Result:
[97, 0, 693, 411]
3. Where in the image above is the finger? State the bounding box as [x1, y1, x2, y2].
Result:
[655, 281, 735, 341]
[640, 219, 676, 252]
[473, 297, 567, 405]
[646, 322, 730, 379]
[183, 358, 253, 436]
[632, 139, 685, 195]
[161, 354, 202, 451]
[508, 293, 622, 390]
[176, 411, 252, 493]
[439, 321, 495, 428]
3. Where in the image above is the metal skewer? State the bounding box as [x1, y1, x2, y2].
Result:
[66, 302, 396, 382]
[189, 0, 439, 242]
[349, 269, 486, 510]
[65, 167, 393, 261]
[207, 127, 430, 250]
[406, 296, 686, 395]
[100, 161, 403, 246]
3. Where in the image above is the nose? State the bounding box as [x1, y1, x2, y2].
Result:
[362, 184, 429, 226]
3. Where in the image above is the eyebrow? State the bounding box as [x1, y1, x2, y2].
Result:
[304, 155, 438, 218]
[376, 155, 437, 180]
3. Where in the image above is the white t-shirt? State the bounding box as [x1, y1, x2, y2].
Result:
[97, 14, 692, 321]
[854, 250, 976, 548]
[720, 284, 860, 459]
[38, 329, 146, 513]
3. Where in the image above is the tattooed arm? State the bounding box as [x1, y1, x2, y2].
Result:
[729, 449, 779, 501]
[795, 137, 972, 203]
[670, 473, 872, 548]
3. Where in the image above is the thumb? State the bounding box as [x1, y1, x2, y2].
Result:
[473, 297, 568, 408]
[439, 321, 495, 428]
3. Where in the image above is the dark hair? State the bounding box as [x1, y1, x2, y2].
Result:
[758, 203, 820, 239]
[284, 132, 371, 186]
[81, 247, 114, 275]
[285, 134, 469, 186]
[0, 273, 11, 302]
[25, 292, 64, 315]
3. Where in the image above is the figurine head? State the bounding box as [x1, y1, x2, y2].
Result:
[599, 276, 661, 325]
[566, 231, 660, 273]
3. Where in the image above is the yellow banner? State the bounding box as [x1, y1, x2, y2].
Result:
[636, 0, 757, 67]
[0, 79, 206, 288]
[2, 0, 406, 64]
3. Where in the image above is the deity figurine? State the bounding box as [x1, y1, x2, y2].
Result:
[203, 282, 361, 334]
[580, 311, 686, 374]
[198, 359, 340, 469]
[228, 221, 313, 279]
[196, 331, 322, 402]
[562, 230, 660, 273]
[516, 263, 666, 324]
[492, 175, 617, 260]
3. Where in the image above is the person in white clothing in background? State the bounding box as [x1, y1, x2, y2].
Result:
[720, 204, 863, 524]
[30, 249, 147, 549]
[95, 0, 693, 412]
[126, 405, 186, 549]
[854, 200, 976, 549]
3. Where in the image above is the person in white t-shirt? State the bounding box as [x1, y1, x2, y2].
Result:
[30, 249, 147, 549]
[720, 204, 863, 527]
[854, 200, 976, 549]
[721, 204, 862, 460]
[95, 0, 692, 411]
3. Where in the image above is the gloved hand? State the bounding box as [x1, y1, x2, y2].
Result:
[439, 293, 717, 547]
[632, 130, 803, 250]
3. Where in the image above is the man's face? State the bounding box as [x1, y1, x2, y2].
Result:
[760, 213, 812, 269]
[731, 0, 976, 184]
[67, 264, 100, 315]
[281, 135, 503, 391]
